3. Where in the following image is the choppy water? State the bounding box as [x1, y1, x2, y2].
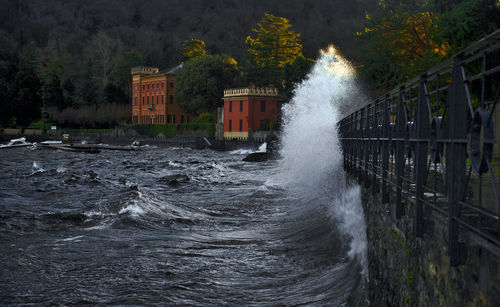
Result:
[1, 46, 367, 306]
[0, 146, 364, 305]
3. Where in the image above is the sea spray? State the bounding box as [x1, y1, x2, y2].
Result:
[278, 46, 367, 270]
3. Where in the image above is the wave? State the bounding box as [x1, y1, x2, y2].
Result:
[277, 46, 367, 272]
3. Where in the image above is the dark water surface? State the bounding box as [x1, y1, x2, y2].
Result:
[0, 146, 363, 305]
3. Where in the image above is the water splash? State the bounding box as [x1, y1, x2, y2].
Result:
[279, 46, 367, 268]
[230, 143, 267, 155]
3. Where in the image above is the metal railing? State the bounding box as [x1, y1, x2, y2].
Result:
[339, 29, 500, 265]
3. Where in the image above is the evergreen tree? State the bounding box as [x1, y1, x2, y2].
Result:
[245, 13, 303, 87]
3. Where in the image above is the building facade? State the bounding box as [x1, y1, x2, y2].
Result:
[222, 87, 282, 139]
[131, 65, 192, 124]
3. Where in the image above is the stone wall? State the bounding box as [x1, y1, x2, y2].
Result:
[363, 191, 500, 306]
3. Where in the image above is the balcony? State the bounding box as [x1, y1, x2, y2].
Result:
[147, 104, 154, 110]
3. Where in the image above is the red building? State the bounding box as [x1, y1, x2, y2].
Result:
[222, 87, 282, 139]
[131, 65, 192, 124]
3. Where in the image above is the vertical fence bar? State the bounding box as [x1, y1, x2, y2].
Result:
[415, 74, 430, 237]
[357, 110, 363, 183]
[395, 87, 406, 218]
[364, 106, 371, 188]
[446, 55, 468, 266]
[382, 95, 390, 203]
[372, 101, 379, 194]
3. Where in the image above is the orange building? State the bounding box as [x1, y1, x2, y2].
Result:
[222, 87, 282, 139]
[131, 65, 192, 124]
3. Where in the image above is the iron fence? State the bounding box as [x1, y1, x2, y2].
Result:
[339, 29, 500, 266]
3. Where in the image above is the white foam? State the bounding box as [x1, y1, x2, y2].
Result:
[119, 204, 145, 217]
[230, 143, 267, 155]
[31, 161, 45, 174]
[278, 46, 367, 270]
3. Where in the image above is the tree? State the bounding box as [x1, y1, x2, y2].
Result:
[174, 54, 239, 114]
[104, 83, 127, 104]
[356, 1, 449, 93]
[356, 0, 500, 95]
[433, 0, 500, 53]
[42, 59, 66, 112]
[78, 59, 99, 110]
[62, 78, 76, 108]
[182, 38, 207, 60]
[85, 31, 123, 86]
[113, 50, 144, 103]
[245, 13, 303, 87]
[11, 43, 42, 126]
[282, 55, 315, 98]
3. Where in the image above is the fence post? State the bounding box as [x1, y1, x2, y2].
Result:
[395, 87, 407, 218]
[357, 110, 364, 183]
[415, 73, 430, 237]
[364, 106, 371, 188]
[382, 95, 390, 203]
[446, 55, 468, 266]
[372, 101, 379, 194]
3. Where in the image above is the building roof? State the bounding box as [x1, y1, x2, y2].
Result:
[159, 63, 184, 75]
[223, 87, 280, 98]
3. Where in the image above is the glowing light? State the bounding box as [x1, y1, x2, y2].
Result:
[318, 45, 355, 78]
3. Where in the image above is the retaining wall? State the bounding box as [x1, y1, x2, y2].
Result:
[363, 189, 500, 306]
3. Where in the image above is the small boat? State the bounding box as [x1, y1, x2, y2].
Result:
[37, 141, 100, 153]
[44, 144, 101, 153]
[36, 140, 138, 152]
[0, 137, 33, 149]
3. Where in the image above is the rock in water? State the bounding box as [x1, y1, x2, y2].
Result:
[243, 152, 269, 162]
[160, 174, 190, 186]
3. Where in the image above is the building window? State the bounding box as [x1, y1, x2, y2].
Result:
[229, 120, 232, 131]
[157, 96, 159, 104]
[142, 97, 145, 105]
[169, 95, 173, 104]
[135, 86, 138, 90]
[157, 83, 159, 88]
[162, 83, 164, 88]
[181, 115, 185, 123]
[147, 84, 149, 89]
[134, 97, 137, 105]
[260, 119, 270, 130]
[143, 85, 145, 90]
[186, 116, 190, 122]
[240, 100, 243, 112]
[229, 101, 232, 112]
[147, 96, 149, 103]
[260, 100, 266, 112]
[161, 95, 164, 104]
[170, 82, 174, 88]
[239, 119, 242, 131]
